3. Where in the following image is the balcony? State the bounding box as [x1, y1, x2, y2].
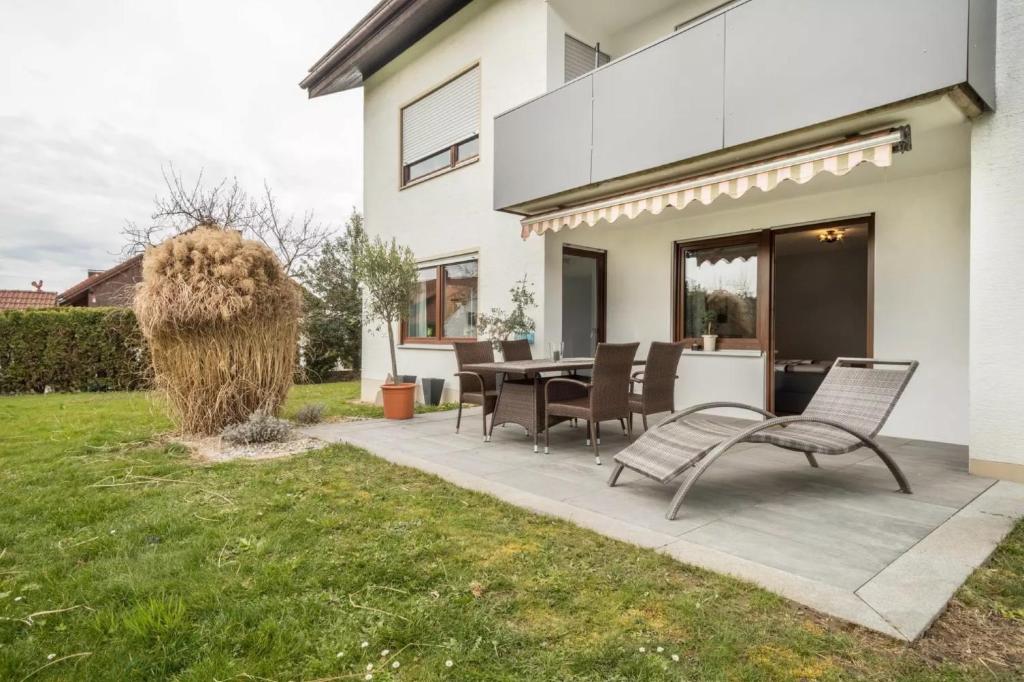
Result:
[494, 0, 995, 212]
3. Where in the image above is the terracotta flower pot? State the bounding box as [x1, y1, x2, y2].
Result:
[381, 382, 416, 419]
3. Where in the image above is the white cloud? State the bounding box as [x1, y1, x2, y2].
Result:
[0, 0, 372, 292]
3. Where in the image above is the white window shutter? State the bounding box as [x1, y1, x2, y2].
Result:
[564, 35, 609, 83]
[402, 66, 480, 164]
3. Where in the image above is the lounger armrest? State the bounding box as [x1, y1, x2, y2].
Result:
[661, 401, 777, 427]
[454, 371, 486, 393]
[544, 376, 591, 403]
[631, 370, 645, 380]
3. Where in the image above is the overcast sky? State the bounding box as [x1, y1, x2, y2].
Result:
[0, 0, 374, 293]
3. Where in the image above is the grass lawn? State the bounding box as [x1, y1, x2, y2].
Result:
[282, 381, 460, 421]
[1, 385, 1021, 680]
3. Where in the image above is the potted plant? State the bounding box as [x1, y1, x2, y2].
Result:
[701, 309, 718, 352]
[477, 276, 536, 352]
[353, 234, 419, 419]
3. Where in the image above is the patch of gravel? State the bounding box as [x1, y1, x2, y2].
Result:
[187, 434, 324, 462]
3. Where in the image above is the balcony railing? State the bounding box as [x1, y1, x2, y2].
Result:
[494, 0, 994, 212]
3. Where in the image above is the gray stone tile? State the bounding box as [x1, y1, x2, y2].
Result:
[857, 494, 1021, 639]
[718, 497, 939, 562]
[681, 520, 880, 590]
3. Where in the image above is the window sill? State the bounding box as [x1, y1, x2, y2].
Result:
[398, 343, 456, 351]
[400, 155, 479, 190]
[682, 349, 764, 358]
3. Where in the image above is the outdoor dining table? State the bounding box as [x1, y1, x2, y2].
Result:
[462, 357, 645, 453]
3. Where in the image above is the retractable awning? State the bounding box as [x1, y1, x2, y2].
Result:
[520, 126, 910, 239]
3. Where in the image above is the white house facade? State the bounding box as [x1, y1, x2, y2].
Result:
[302, 0, 1024, 483]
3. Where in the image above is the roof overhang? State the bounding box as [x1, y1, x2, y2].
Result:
[300, 0, 472, 98]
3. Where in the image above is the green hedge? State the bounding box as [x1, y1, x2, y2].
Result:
[0, 307, 151, 394]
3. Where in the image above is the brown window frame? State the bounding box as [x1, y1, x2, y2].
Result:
[673, 231, 771, 351]
[401, 134, 480, 187]
[401, 260, 479, 344]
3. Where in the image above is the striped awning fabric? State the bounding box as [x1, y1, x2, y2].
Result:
[520, 127, 910, 239]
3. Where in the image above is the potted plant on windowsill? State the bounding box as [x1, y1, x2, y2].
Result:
[701, 310, 718, 352]
[353, 234, 420, 419]
[477, 276, 536, 352]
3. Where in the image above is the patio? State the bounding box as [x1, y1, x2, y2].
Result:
[301, 408, 1024, 641]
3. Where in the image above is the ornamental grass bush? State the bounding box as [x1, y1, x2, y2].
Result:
[134, 226, 302, 434]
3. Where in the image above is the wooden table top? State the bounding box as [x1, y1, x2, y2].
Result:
[463, 357, 644, 376]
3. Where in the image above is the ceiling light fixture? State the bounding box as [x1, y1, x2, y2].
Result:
[819, 229, 846, 243]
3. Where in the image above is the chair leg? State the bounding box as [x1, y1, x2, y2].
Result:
[864, 440, 913, 494]
[803, 451, 820, 468]
[596, 421, 601, 445]
[665, 441, 742, 520]
[585, 420, 591, 446]
[607, 462, 625, 486]
[544, 411, 551, 454]
[618, 418, 627, 436]
[482, 407, 489, 442]
[589, 419, 601, 465]
[456, 401, 462, 434]
[625, 413, 633, 442]
[641, 413, 648, 432]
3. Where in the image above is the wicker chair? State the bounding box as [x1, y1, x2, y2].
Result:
[453, 341, 498, 440]
[544, 342, 639, 464]
[629, 341, 684, 431]
[500, 339, 532, 383]
[500, 338, 532, 362]
[609, 358, 918, 519]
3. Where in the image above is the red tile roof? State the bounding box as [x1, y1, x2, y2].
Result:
[0, 289, 58, 310]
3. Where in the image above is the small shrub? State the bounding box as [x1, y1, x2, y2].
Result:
[293, 403, 326, 425]
[221, 411, 292, 445]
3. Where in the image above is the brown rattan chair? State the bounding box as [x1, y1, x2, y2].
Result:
[543, 342, 639, 464]
[629, 341, 684, 431]
[500, 338, 532, 383]
[500, 338, 532, 361]
[453, 341, 498, 440]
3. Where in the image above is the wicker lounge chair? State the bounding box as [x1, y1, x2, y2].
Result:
[544, 342, 639, 464]
[453, 341, 498, 440]
[629, 341, 685, 431]
[609, 358, 919, 519]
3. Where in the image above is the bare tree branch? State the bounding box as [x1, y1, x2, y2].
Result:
[120, 165, 334, 273]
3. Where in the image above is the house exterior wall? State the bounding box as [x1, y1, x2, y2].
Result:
[543, 139, 971, 444]
[89, 266, 141, 307]
[360, 0, 549, 403]
[969, 0, 1024, 481]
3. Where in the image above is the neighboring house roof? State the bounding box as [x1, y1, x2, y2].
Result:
[300, 0, 471, 98]
[58, 253, 143, 306]
[0, 289, 58, 310]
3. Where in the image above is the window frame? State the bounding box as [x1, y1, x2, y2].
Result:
[401, 134, 480, 187]
[401, 259, 479, 344]
[398, 63, 481, 190]
[672, 232, 770, 351]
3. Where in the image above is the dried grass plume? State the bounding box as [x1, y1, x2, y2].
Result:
[135, 226, 302, 434]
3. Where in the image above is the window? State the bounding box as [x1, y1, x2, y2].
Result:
[564, 35, 610, 83]
[674, 234, 768, 350]
[401, 65, 480, 186]
[403, 260, 478, 343]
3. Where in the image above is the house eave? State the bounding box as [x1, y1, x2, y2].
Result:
[299, 0, 472, 98]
